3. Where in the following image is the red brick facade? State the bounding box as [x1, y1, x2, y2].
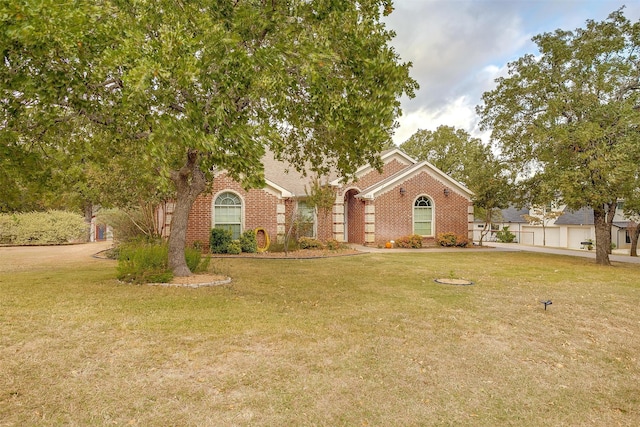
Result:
[179, 149, 474, 249]
[185, 173, 281, 248]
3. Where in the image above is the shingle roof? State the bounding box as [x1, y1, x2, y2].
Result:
[554, 207, 594, 225]
[500, 206, 530, 223]
[474, 205, 528, 223]
[261, 153, 329, 197]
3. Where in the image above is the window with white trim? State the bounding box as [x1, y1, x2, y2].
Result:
[214, 192, 242, 239]
[414, 196, 433, 236]
[297, 201, 316, 238]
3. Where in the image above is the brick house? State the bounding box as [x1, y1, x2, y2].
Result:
[176, 148, 474, 248]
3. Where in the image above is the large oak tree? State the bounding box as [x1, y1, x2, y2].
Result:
[1, 0, 417, 275]
[478, 9, 640, 265]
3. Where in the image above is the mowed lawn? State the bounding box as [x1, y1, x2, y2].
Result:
[1, 244, 639, 426]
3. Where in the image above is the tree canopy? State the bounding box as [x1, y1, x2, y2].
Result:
[400, 125, 512, 245]
[1, 0, 417, 274]
[400, 125, 487, 186]
[478, 8, 640, 265]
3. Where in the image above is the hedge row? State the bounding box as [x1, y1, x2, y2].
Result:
[0, 210, 88, 245]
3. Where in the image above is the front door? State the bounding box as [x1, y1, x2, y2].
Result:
[344, 189, 364, 244]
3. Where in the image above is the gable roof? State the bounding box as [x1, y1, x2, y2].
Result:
[329, 148, 416, 187]
[214, 147, 470, 200]
[357, 159, 473, 201]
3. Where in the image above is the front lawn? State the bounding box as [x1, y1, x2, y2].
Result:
[1, 247, 639, 426]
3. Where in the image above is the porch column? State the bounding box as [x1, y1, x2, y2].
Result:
[364, 202, 375, 245]
[276, 202, 286, 243]
[333, 198, 345, 242]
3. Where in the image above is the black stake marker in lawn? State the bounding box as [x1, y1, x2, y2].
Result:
[540, 300, 553, 310]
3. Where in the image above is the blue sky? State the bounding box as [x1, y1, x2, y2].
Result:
[383, 0, 640, 144]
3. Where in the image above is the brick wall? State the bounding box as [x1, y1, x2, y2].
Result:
[183, 159, 472, 249]
[371, 171, 471, 246]
[185, 173, 280, 248]
[355, 158, 407, 189]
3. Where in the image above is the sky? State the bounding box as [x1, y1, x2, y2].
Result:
[383, 0, 640, 145]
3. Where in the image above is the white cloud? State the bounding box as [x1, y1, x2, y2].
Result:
[385, 0, 640, 145]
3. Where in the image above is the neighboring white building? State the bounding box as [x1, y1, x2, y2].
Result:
[474, 203, 636, 251]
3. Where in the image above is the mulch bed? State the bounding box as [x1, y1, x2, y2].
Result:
[210, 248, 362, 259]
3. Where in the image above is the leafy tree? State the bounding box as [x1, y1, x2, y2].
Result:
[469, 157, 513, 246]
[522, 208, 564, 246]
[1, 0, 417, 275]
[478, 9, 640, 265]
[623, 190, 640, 257]
[400, 126, 513, 246]
[400, 125, 485, 185]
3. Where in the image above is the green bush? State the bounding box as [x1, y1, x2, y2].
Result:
[96, 207, 157, 243]
[117, 242, 173, 284]
[240, 230, 258, 253]
[395, 234, 423, 249]
[210, 228, 233, 254]
[437, 232, 470, 247]
[185, 247, 210, 273]
[0, 210, 87, 245]
[298, 236, 324, 249]
[227, 240, 242, 255]
[496, 226, 516, 243]
[117, 242, 210, 283]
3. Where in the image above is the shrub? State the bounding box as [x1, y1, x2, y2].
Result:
[298, 236, 324, 249]
[0, 210, 87, 245]
[240, 230, 258, 253]
[437, 232, 470, 247]
[117, 242, 173, 284]
[185, 247, 210, 273]
[210, 228, 233, 254]
[496, 226, 516, 243]
[227, 240, 242, 255]
[96, 207, 157, 243]
[395, 234, 423, 249]
[437, 232, 457, 247]
[117, 242, 209, 283]
[455, 235, 470, 247]
[325, 238, 346, 250]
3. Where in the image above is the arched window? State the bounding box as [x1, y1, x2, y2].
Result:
[414, 196, 433, 236]
[214, 192, 242, 239]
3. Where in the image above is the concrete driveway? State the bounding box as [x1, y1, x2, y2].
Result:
[486, 242, 640, 264]
[351, 242, 640, 264]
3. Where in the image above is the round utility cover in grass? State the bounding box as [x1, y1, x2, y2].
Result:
[434, 278, 473, 286]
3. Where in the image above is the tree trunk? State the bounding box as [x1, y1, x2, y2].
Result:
[478, 222, 491, 246]
[84, 201, 93, 242]
[630, 223, 640, 257]
[168, 150, 207, 277]
[593, 205, 612, 266]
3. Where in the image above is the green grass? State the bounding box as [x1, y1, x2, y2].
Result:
[1, 247, 640, 426]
